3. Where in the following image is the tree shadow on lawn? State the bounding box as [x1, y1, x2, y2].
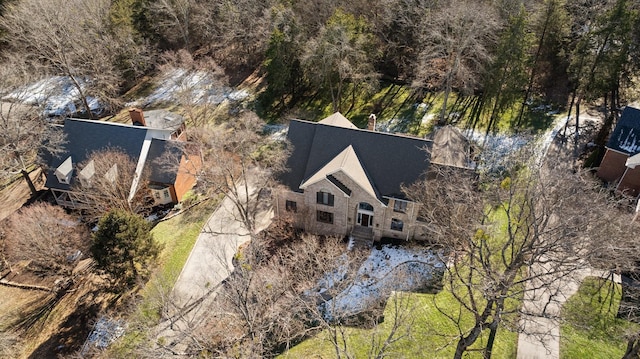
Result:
[27, 300, 102, 358]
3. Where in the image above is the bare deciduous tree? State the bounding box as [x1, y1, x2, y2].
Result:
[406, 150, 636, 358]
[0, 202, 89, 277]
[157, 50, 229, 128]
[301, 9, 380, 113]
[71, 149, 152, 221]
[413, 0, 500, 125]
[0, 0, 147, 117]
[0, 60, 66, 195]
[185, 111, 288, 234]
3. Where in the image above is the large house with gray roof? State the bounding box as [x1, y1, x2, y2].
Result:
[597, 106, 640, 196]
[46, 109, 199, 209]
[275, 112, 472, 245]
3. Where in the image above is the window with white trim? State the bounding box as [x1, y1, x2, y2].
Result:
[317, 191, 334, 206]
[393, 199, 407, 213]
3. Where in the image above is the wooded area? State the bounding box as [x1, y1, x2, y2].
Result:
[0, 0, 640, 358]
[0, 0, 638, 124]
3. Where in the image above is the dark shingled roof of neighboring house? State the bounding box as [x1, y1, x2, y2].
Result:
[45, 118, 178, 190]
[280, 119, 432, 201]
[145, 138, 183, 184]
[607, 106, 640, 155]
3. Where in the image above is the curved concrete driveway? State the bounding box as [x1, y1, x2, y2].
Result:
[155, 180, 273, 353]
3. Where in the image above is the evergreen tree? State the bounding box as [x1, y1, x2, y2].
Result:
[91, 209, 161, 287]
[260, 6, 305, 117]
[480, 6, 531, 135]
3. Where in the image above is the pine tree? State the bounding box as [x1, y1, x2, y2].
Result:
[91, 209, 161, 287]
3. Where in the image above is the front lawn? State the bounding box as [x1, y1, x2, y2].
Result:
[281, 288, 517, 358]
[561, 277, 639, 359]
[108, 198, 218, 356]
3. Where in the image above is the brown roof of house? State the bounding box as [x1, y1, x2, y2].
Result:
[430, 125, 472, 168]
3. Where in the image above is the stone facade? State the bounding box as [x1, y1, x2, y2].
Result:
[276, 114, 470, 243]
[275, 170, 427, 242]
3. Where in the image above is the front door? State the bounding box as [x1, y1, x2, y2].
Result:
[357, 211, 373, 227]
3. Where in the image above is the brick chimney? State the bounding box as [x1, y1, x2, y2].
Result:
[129, 108, 146, 127]
[367, 114, 377, 131]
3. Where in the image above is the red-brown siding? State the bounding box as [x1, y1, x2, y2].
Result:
[618, 167, 640, 196]
[173, 153, 201, 202]
[597, 149, 629, 183]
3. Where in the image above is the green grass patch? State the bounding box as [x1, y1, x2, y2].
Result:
[281, 290, 517, 358]
[295, 83, 558, 138]
[561, 277, 639, 359]
[282, 201, 523, 358]
[108, 199, 219, 355]
[152, 203, 213, 285]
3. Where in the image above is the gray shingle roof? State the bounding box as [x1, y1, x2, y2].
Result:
[143, 109, 185, 132]
[280, 119, 432, 201]
[145, 139, 183, 184]
[45, 119, 179, 190]
[607, 106, 640, 154]
[46, 119, 149, 190]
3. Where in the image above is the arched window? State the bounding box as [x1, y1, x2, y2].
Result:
[359, 202, 374, 211]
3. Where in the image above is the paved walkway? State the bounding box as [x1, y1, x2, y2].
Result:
[517, 110, 613, 358]
[154, 180, 273, 354]
[516, 263, 618, 358]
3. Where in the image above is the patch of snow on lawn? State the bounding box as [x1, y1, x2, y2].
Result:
[317, 245, 444, 321]
[3, 76, 102, 117]
[464, 111, 567, 173]
[465, 130, 530, 173]
[130, 68, 249, 107]
[263, 124, 288, 141]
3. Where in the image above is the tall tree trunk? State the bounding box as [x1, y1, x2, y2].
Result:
[517, 0, 553, 126]
[440, 81, 451, 126]
[20, 169, 37, 196]
[453, 301, 495, 359]
[573, 98, 581, 167]
[623, 337, 640, 359]
[65, 69, 94, 120]
[484, 319, 499, 359]
[453, 324, 484, 359]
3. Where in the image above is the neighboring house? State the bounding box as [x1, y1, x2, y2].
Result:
[46, 109, 199, 209]
[275, 112, 472, 245]
[597, 106, 640, 196]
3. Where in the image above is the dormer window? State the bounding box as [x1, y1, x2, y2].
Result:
[55, 156, 73, 184]
[104, 164, 118, 184]
[78, 160, 95, 188]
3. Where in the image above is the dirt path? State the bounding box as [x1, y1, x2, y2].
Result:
[0, 168, 44, 222]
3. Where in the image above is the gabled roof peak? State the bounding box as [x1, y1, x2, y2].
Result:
[318, 112, 357, 129]
[300, 145, 380, 202]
